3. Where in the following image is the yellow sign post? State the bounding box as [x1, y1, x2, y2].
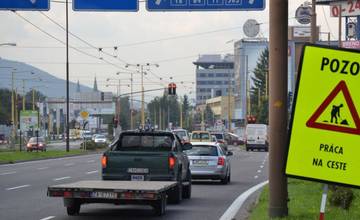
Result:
[286, 45, 360, 187]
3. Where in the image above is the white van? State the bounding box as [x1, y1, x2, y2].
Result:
[245, 124, 268, 152]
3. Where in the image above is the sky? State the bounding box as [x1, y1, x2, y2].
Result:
[0, 0, 341, 102]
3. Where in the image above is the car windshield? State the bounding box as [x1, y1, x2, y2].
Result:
[115, 134, 174, 151]
[96, 135, 105, 139]
[192, 133, 210, 140]
[29, 137, 44, 143]
[213, 133, 224, 140]
[174, 131, 187, 139]
[186, 145, 218, 156]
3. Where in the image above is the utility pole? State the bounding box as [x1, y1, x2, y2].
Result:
[269, 0, 289, 218]
[65, 0, 70, 152]
[228, 71, 232, 131]
[11, 71, 15, 148]
[130, 72, 134, 130]
[180, 100, 183, 128]
[159, 107, 162, 130]
[141, 65, 145, 127]
[311, 0, 317, 43]
[32, 88, 35, 111]
[22, 80, 26, 111]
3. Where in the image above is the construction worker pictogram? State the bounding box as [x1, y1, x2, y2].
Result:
[306, 80, 360, 135]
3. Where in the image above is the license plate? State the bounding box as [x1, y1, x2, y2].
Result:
[193, 160, 209, 166]
[91, 191, 117, 199]
[131, 175, 145, 181]
[127, 168, 149, 174]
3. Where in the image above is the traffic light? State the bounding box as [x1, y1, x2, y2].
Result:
[168, 83, 176, 95]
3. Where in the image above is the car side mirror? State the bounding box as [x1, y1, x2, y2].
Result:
[226, 151, 233, 156]
[182, 143, 193, 151]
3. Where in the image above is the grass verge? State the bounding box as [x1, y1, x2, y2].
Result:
[249, 179, 360, 220]
[0, 149, 86, 164]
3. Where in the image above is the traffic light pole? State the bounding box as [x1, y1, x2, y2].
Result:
[269, 0, 289, 218]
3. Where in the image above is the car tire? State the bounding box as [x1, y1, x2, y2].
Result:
[221, 170, 229, 185]
[182, 169, 192, 199]
[168, 174, 183, 204]
[66, 203, 80, 216]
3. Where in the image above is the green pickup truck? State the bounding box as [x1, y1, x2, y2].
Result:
[102, 130, 193, 204]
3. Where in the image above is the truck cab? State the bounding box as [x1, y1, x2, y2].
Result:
[102, 130, 192, 203]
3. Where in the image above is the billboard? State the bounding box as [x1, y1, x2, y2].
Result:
[20, 111, 39, 131]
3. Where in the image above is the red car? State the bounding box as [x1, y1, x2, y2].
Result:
[27, 137, 47, 152]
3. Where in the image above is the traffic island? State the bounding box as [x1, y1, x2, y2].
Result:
[248, 179, 360, 220]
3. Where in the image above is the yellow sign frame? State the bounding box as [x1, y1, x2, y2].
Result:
[286, 44, 360, 188]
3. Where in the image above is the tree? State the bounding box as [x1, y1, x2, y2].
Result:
[119, 96, 131, 130]
[250, 47, 269, 124]
[204, 105, 214, 127]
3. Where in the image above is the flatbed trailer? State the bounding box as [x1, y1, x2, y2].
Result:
[48, 180, 177, 216]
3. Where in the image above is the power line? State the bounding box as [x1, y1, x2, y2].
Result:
[13, 11, 128, 71]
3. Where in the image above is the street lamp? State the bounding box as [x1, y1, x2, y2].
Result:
[125, 63, 159, 127]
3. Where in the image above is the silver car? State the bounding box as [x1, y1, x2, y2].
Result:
[186, 142, 232, 184]
[94, 135, 107, 144]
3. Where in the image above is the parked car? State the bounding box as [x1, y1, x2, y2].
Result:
[245, 124, 268, 151]
[172, 129, 190, 144]
[186, 142, 232, 184]
[0, 134, 8, 144]
[190, 131, 212, 142]
[27, 137, 46, 152]
[81, 130, 92, 140]
[225, 132, 244, 146]
[94, 134, 107, 144]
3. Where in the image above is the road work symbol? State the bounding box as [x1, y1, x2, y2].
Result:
[306, 80, 360, 135]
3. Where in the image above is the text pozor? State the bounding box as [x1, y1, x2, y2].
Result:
[321, 57, 360, 76]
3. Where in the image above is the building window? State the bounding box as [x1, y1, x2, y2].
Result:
[208, 81, 214, 85]
[199, 73, 206, 77]
[208, 73, 214, 77]
[216, 81, 222, 85]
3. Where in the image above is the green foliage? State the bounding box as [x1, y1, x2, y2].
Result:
[250, 48, 269, 124]
[119, 96, 131, 130]
[204, 105, 214, 126]
[329, 185, 354, 210]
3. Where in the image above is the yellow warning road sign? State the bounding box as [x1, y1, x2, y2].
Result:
[286, 45, 360, 187]
[80, 111, 89, 120]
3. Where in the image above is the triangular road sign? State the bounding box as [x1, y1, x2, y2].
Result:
[306, 80, 360, 135]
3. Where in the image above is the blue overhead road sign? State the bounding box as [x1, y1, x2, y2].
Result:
[73, 0, 138, 12]
[0, 0, 49, 11]
[147, 0, 265, 11]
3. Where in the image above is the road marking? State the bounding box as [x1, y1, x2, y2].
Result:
[86, 170, 98, 174]
[260, 165, 264, 168]
[6, 184, 30, 191]
[53, 176, 71, 181]
[37, 167, 49, 170]
[39, 216, 55, 220]
[0, 171, 16, 176]
[87, 160, 95, 163]
[257, 170, 261, 173]
[64, 163, 74, 167]
[254, 175, 258, 179]
[219, 180, 269, 220]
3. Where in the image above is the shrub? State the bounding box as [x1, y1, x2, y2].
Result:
[80, 141, 107, 151]
[329, 185, 354, 210]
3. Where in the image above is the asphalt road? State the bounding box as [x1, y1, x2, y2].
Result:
[0, 146, 268, 220]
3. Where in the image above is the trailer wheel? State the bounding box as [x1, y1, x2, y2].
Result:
[168, 174, 183, 204]
[182, 169, 192, 199]
[66, 203, 80, 216]
[153, 196, 166, 216]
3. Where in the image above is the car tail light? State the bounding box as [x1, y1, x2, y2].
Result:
[218, 157, 225, 166]
[101, 155, 107, 168]
[63, 191, 73, 198]
[39, 144, 43, 147]
[169, 156, 176, 170]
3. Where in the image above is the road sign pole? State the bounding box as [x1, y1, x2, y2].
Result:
[311, 0, 317, 43]
[269, 0, 288, 218]
[319, 184, 329, 220]
[66, 0, 70, 152]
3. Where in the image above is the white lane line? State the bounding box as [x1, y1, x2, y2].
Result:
[260, 165, 264, 168]
[86, 170, 98, 175]
[64, 163, 74, 167]
[39, 216, 55, 220]
[254, 175, 258, 179]
[220, 180, 269, 220]
[6, 184, 30, 191]
[257, 170, 261, 173]
[87, 160, 95, 163]
[37, 167, 49, 170]
[0, 171, 16, 176]
[53, 176, 71, 181]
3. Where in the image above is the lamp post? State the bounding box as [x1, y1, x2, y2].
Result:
[125, 63, 159, 127]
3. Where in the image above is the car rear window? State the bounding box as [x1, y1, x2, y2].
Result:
[115, 134, 174, 151]
[96, 135, 105, 139]
[29, 137, 45, 143]
[186, 145, 218, 156]
[192, 133, 210, 140]
[213, 133, 224, 140]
